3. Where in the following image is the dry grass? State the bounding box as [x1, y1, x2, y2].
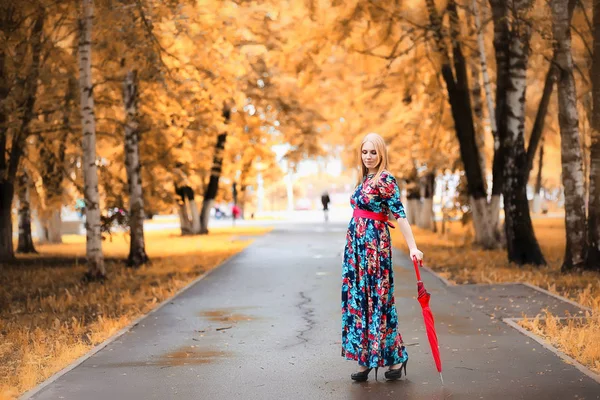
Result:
[0, 226, 271, 400]
[391, 217, 600, 374]
[519, 311, 600, 373]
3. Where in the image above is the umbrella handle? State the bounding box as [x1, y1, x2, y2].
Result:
[412, 256, 423, 281]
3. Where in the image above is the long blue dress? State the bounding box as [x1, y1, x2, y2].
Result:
[341, 170, 409, 367]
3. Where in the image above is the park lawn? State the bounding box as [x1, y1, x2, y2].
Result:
[392, 217, 600, 375]
[0, 226, 272, 400]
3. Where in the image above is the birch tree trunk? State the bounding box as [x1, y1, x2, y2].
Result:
[199, 104, 231, 234]
[79, 0, 105, 279]
[473, 0, 502, 246]
[551, 0, 587, 271]
[200, 132, 227, 234]
[467, 2, 487, 180]
[123, 69, 149, 267]
[489, 0, 511, 248]
[473, 0, 497, 140]
[586, 0, 600, 271]
[16, 171, 36, 253]
[190, 199, 201, 233]
[501, 0, 546, 265]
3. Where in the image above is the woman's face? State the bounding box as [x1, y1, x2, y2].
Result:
[361, 141, 379, 171]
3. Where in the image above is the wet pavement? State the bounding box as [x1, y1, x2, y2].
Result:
[24, 222, 600, 400]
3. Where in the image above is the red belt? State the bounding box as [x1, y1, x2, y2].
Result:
[353, 208, 395, 229]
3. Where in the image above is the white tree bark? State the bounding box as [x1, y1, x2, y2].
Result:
[178, 201, 192, 235]
[473, 0, 497, 138]
[551, 0, 587, 270]
[471, 196, 504, 248]
[190, 199, 200, 234]
[468, 0, 487, 178]
[124, 69, 148, 267]
[79, 0, 105, 279]
[505, 29, 528, 161]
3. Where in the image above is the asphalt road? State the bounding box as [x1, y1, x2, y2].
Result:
[24, 221, 599, 400]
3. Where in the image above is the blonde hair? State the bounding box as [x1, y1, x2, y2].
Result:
[358, 132, 388, 185]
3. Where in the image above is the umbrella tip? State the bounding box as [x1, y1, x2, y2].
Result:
[439, 372, 444, 385]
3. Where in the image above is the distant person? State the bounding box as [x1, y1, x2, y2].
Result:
[321, 191, 331, 221]
[342, 132, 423, 382]
[232, 204, 241, 225]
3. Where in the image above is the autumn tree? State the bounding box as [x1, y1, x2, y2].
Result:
[78, 0, 105, 279]
[0, 2, 45, 262]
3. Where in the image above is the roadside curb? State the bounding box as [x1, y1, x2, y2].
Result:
[19, 245, 251, 400]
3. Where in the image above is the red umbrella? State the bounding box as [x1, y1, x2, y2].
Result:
[412, 256, 443, 384]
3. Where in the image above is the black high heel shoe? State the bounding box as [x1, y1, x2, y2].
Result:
[351, 367, 379, 382]
[384, 360, 407, 381]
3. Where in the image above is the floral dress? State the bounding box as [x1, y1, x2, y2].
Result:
[341, 170, 409, 368]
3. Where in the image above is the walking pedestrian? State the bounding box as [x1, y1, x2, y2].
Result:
[232, 204, 241, 226]
[321, 191, 331, 222]
[341, 132, 424, 382]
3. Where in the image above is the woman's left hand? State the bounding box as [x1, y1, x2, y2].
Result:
[410, 248, 424, 263]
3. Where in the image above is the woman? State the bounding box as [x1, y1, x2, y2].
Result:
[341, 133, 424, 382]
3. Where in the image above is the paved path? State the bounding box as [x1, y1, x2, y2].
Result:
[24, 222, 599, 400]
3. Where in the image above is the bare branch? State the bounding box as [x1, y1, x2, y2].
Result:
[571, 24, 593, 59]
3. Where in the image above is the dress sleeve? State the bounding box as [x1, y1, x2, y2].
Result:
[379, 172, 406, 219]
